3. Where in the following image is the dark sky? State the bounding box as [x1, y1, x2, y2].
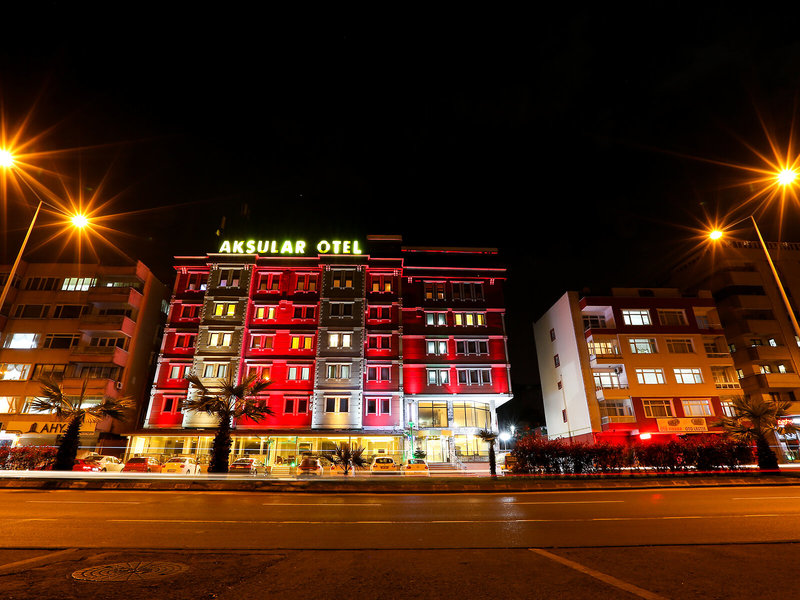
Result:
[3, 6, 800, 416]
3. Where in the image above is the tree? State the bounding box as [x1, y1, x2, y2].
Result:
[183, 373, 272, 473]
[477, 429, 499, 477]
[32, 378, 134, 471]
[714, 395, 798, 471]
[326, 442, 368, 476]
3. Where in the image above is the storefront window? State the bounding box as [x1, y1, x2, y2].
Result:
[418, 402, 448, 428]
[452, 402, 491, 428]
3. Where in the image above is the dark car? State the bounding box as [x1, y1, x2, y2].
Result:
[296, 457, 323, 477]
[122, 457, 163, 473]
[229, 457, 270, 476]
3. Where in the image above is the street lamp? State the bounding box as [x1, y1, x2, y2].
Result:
[0, 150, 89, 317]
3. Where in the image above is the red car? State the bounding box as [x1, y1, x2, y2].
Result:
[72, 458, 102, 472]
[122, 457, 163, 473]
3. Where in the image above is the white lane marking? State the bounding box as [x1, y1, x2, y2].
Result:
[733, 496, 800, 500]
[0, 548, 81, 574]
[512, 501, 625, 505]
[262, 503, 382, 506]
[26, 500, 141, 504]
[530, 548, 668, 600]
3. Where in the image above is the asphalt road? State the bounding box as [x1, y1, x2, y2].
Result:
[2, 485, 800, 550]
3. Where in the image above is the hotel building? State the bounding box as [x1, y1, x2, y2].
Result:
[671, 239, 800, 460]
[0, 260, 168, 451]
[534, 288, 737, 443]
[129, 235, 512, 466]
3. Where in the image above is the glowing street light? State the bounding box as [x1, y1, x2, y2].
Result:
[0, 149, 13, 168]
[71, 213, 89, 229]
[777, 168, 797, 187]
[709, 229, 723, 241]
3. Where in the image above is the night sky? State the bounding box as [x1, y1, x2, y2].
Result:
[3, 6, 800, 424]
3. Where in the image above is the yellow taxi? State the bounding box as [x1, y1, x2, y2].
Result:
[161, 456, 201, 475]
[369, 456, 398, 474]
[402, 458, 430, 476]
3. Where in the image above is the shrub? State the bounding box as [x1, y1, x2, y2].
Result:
[0, 446, 58, 470]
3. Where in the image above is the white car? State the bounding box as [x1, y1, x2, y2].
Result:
[162, 456, 201, 475]
[84, 455, 125, 472]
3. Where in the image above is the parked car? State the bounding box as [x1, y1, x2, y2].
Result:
[83, 455, 125, 472]
[327, 463, 356, 477]
[72, 458, 102, 472]
[402, 458, 430, 476]
[161, 456, 201, 475]
[296, 457, 323, 477]
[229, 458, 270, 476]
[122, 457, 163, 473]
[370, 456, 398, 474]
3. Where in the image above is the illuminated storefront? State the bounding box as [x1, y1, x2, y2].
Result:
[129, 235, 512, 465]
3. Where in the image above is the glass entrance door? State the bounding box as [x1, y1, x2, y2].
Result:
[426, 437, 443, 462]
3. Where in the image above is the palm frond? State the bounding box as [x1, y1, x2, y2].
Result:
[477, 429, 498, 442]
[36, 378, 75, 419]
[85, 396, 135, 423]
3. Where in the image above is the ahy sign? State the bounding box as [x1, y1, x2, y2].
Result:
[217, 240, 362, 255]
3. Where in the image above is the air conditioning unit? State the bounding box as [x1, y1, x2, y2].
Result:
[613, 367, 623, 375]
[115, 382, 123, 390]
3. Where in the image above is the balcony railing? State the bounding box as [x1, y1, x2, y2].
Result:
[705, 352, 730, 359]
[714, 382, 740, 389]
[595, 383, 628, 390]
[601, 415, 637, 424]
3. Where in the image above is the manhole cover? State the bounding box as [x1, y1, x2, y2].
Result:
[72, 561, 188, 582]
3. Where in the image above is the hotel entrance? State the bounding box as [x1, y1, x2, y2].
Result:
[424, 435, 450, 463]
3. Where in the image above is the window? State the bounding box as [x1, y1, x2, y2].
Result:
[258, 273, 281, 292]
[208, 332, 233, 347]
[89, 337, 127, 349]
[180, 305, 200, 319]
[366, 366, 391, 382]
[295, 274, 317, 292]
[424, 281, 445, 300]
[42, 334, 81, 349]
[52, 305, 86, 319]
[7, 333, 37, 349]
[553, 354, 560, 367]
[711, 367, 736, 386]
[769, 338, 779, 347]
[452, 402, 491, 428]
[250, 335, 274, 350]
[622, 309, 651, 325]
[328, 332, 352, 349]
[674, 368, 703, 384]
[24, 277, 60, 291]
[283, 397, 309, 414]
[0, 397, 20, 413]
[452, 282, 484, 300]
[426, 340, 448, 355]
[293, 305, 315, 320]
[326, 363, 351, 379]
[728, 343, 736, 353]
[666, 338, 694, 353]
[325, 396, 349, 413]
[218, 269, 241, 288]
[330, 303, 354, 317]
[427, 368, 450, 385]
[367, 335, 391, 350]
[425, 312, 447, 326]
[0, 364, 31, 381]
[284, 398, 295, 414]
[657, 309, 687, 326]
[13, 304, 48, 318]
[587, 341, 617, 356]
[162, 396, 183, 413]
[736, 369, 744, 380]
[681, 398, 713, 417]
[61, 277, 95, 291]
[73, 365, 120, 380]
[455, 340, 489, 355]
[287, 365, 311, 381]
[31, 364, 66, 380]
[254, 306, 277, 320]
[213, 303, 237, 317]
[550, 328, 556, 341]
[593, 372, 622, 389]
[457, 368, 492, 385]
[202, 363, 229, 378]
[186, 273, 208, 291]
[332, 270, 354, 288]
[22, 397, 51, 414]
[750, 338, 763, 347]
[168, 364, 189, 380]
[246, 364, 272, 380]
[453, 312, 486, 326]
[370, 275, 393, 293]
[635, 368, 665, 384]
[174, 334, 196, 349]
[418, 401, 448, 427]
[582, 315, 606, 329]
[290, 336, 314, 350]
[760, 365, 772, 374]
[642, 399, 674, 418]
[779, 364, 788, 374]
[600, 400, 634, 418]
[721, 401, 736, 417]
[368, 306, 391, 321]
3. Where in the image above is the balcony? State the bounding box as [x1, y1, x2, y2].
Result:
[705, 352, 731, 359]
[601, 415, 637, 425]
[725, 318, 782, 338]
[595, 384, 630, 400]
[754, 372, 800, 389]
[88, 286, 142, 309]
[78, 315, 136, 336]
[744, 345, 793, 361]
[714, 382, 741, 390]
[70, 345, 129, 366]
[589, 352, 623, 367]
[60, 377, 117, 395]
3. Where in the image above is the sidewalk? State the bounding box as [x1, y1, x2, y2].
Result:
[1, 471, 799, 493]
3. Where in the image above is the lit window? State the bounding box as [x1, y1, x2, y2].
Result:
[673, 368, 703, 384]
[295, 274, 317, 292]
[769, 338, 778, 347]
[426, 340, 448, 356]
[328, 332, 352, 349]
[593, 372, 622, 389]
[202, 363, 229, 378]
[424, 282, 445, 300]
[425, 312, 447, 326]
[371, 275, 393, 293]
[246, 364, 272, 380]
[622, 309, 651, 326]
[721, 400, 736, 417]
[214, 303, 237, 317]
[779, 364, 788, 374]
[208, 332, 233, 347]
[332, 270, 354, 288]
[168, 364, 186, 379]
[250, 335, 274, 350]
[290, 336, 313, 350]
[326, 363, 351, 379]
[217, 269, 241, 288]
[760, 365, 772, 374]
[287, 366, 311, 380]
[453, 312, 486, 326]
[254, 306, 277, 320]
[642, 399, 673, 418]
[635, 368, 665, 384]
[186, 273, 208, 291]
[61, 277, 96, 292]
[426, 368, 450, 385]
[6, 333, 37, 349]
[681, 398, 713, 417]
[258, 273, 281, 292]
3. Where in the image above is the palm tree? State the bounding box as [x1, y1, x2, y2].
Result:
[714, 395, 798, 470]
[33, 378, 134, 471]
[477, 429, 499, 477]
[183, 373, 272, 473]
[325, 442, 368, 476]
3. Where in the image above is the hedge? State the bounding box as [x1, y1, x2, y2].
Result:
[510, 434, 753, 475]
[0, 446, 58, 470]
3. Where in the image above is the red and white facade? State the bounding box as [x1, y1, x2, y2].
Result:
[128, 236, 512, 464]
[534, 288, 738, 443]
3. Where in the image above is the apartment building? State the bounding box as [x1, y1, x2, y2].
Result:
[534, 288, 737, 443]
[130, 235, 512, 465]
[0, 260, 168, 452]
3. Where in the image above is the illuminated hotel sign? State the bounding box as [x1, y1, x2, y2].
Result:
[217, 240, 362, 255]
